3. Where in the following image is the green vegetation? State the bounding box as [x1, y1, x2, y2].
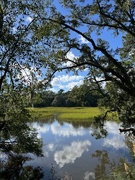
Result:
[33, 0, 135, 123]
[0, 0, 134, 125]
[29, 107, 100, 121]
[0, 0, 135, 179]
[29, 107, 119, 122]
[33, 87, 99, 108]
[58, 107, 101, 121]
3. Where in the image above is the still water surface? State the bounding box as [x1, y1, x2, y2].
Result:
[27, 119, 135, 179]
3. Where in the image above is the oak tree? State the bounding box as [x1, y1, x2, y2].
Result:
[35, 0, 135, 121]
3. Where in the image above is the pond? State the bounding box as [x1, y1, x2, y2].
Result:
[26, 119, 135, 180]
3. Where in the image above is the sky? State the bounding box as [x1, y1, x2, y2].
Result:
[47, 0, 124, 92]
[21, 0, 124, 93]
[49, 50, 89, 92]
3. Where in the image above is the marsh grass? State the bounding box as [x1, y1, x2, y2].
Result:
[28, 108, 54, 120]
[28, 107, 119, 122]
[28, 107, 101, 122]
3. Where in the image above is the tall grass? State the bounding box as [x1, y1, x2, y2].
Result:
[28, 107, 119, 122]
[28, 107, 101, 121]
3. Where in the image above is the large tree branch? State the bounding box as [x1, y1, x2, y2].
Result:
[40, 15, 135, 96]
[96, 0, 135, 36]
[0, 17, 37, 90]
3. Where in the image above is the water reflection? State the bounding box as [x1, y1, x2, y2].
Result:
[92, 149, 135, 179]
[51, 123, 86, 137]
[103, 122, 126, 150]
[54, 140, 91, 168]
[84, 171, 95, 180]
[0, 154, 44, 179]
[0, 109, 43, 179]
[2, 119, 134, 179]
[29, 120, 135, 179]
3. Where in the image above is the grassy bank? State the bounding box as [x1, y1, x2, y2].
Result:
[28, 107, 101, 122]
[28, 107, 119, 123]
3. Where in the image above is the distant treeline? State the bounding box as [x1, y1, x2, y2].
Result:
[33, 87, 101, 108]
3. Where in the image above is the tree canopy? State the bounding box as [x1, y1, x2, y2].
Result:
[0, 1, 44, 176]
[0, 0, 135, 177]
[34, 0, 135, 121]
[0, 0, 134, 132]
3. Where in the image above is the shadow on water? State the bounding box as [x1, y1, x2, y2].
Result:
[0, 154, 44, 180]
[0, 106, 44, 180]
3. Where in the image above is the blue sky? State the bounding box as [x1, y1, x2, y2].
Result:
[49, 50, 88, 92]
[47, 0, 124, 92]
[49, 36, 123, 92]
[21, 0, 124, 92]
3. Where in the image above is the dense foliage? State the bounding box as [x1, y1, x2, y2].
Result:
[34, 0, 135, 122]
[0, 0, 134, 121]
[0, 0, 44, 177]
[0, 0, 135, 178]
[34, 86, 100, 107]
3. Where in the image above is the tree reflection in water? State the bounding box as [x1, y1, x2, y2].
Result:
[63, 117, 135, 179]
[92, 149, 135, 179]
[90, 118, 135, 179]
[0, 154, 44, 180]
[1, 114, 135, 179]
[92, 133, 135, 179]
[0, 105, 43, 179]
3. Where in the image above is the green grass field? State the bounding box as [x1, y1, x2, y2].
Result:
[28, 107, 101, 121]
[28, 107, 119, 122]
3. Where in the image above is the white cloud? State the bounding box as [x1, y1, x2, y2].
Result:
[79, 35, 89, 44]
[52, 75, 80, 85]
[63, 51, 78, 67]
[51, 77, 60, 86]
[15, 65, 42, 85]
[54, 140, 91, 168]
[63, 75, 84, 82]
[26, 16, 33, 22]
[51, 74, 84, 91]
[43, 151, 49, 157]
[66, 51, 77, 60]
[84, 67, 89, 71]
[12, 27, 17, 33]
[50, 51, 85, 92]
[51, 123, 86, 137]
[66, 79, 83, 89]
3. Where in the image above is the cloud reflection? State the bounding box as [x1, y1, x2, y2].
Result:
[47, 143, 55, 151]
[105, 121, 121, 135]
[32, 123, 49, 133]
[54, 140, 91, 168]
[103, 137, 126, 150]
[103, 122, 126, 149]
[51, 123, 86, 137]
[32, 122, 50, 138]
[84, 171, 95, 180]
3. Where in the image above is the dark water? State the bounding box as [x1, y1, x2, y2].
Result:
[25, 119, 135, 180]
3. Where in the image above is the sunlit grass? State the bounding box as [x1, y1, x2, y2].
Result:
[58, 107, 100, 121]
[28, 107, 119, 122]
[28, 107, 101, 121]
[28, 108, 54, 120]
